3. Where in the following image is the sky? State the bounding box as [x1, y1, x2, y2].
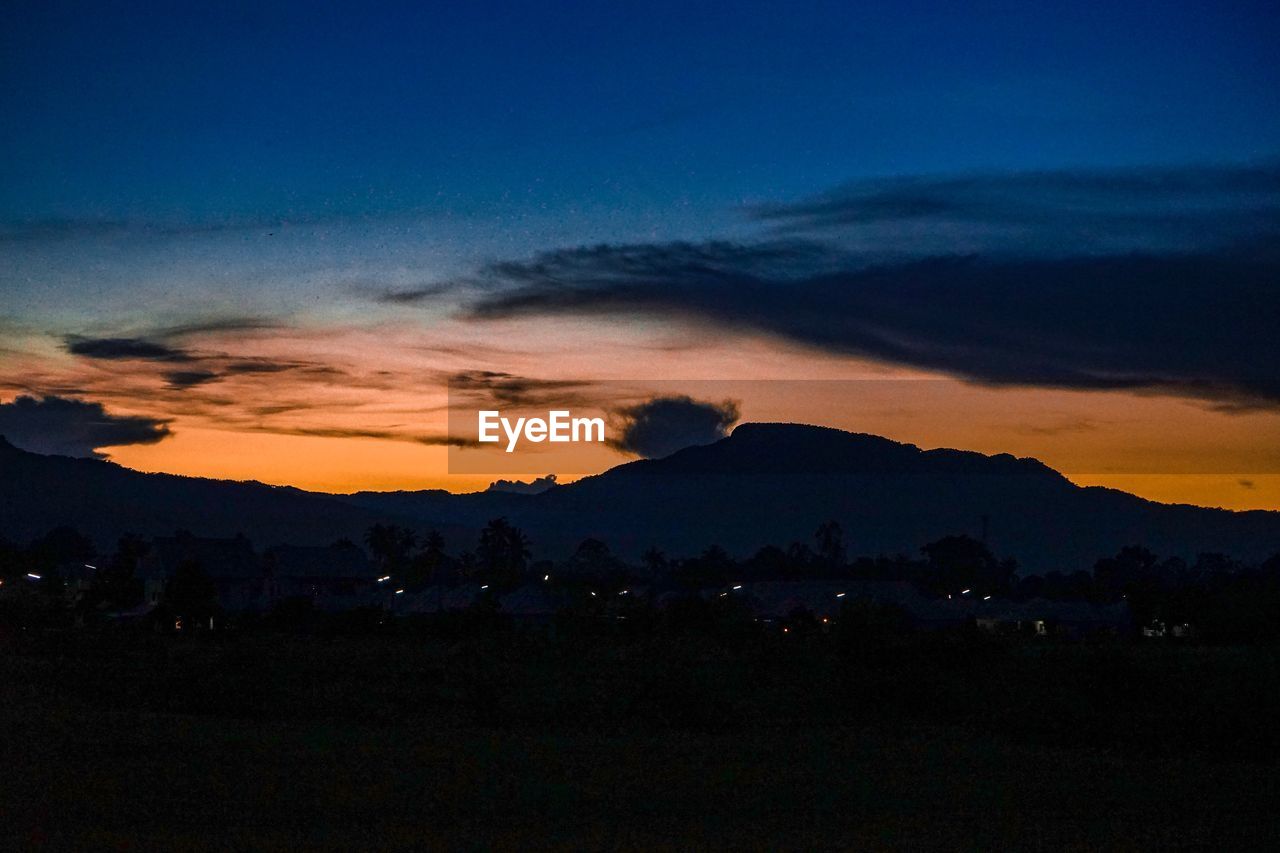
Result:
[1, 0, 1278, 508]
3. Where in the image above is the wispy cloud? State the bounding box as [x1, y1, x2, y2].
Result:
[164, 370, 221, 389]
[63, 326, 347, 393]
[153, 316, 285, 338]
[370, 282, 459, 305]
[65, 335, 195, 362]
[1011, 419, 1106, 437]
[446, 370, 599, 409]
[251, 425, 478, 447]
[749, 163, 1280, 255]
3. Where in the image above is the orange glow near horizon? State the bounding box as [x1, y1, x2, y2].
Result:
[100, 421, 1280, 511]
[4, 316, 1279, 510]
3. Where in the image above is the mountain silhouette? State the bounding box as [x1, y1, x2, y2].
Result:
[4, 425, 1279, 572]
[0, 434, 459, 548]
[340, 423, 1280, 572]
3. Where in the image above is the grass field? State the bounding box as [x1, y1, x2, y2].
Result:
[3, 629, 1279, 850]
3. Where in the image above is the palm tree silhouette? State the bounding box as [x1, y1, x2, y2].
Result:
[477, 517, 531, 587]
[364, 523, 417, 579]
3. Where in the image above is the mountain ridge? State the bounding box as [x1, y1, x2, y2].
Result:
[3, 424, 1278, 572]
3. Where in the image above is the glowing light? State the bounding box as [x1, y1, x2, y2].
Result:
[84, 564, 97, 570]
[394, 589, 405, 594]
[732, 584, 742, 590]
[26, 573, 41, 580]
[835, 592, 846, 598]
[961, 589, 971, 595]
[543, 574, 550, 581]
[983, 595, 992, 600]
[377, 576, 391, 583]
[480, 584, 489, 590]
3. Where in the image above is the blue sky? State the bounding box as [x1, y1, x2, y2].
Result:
[3, 0, 1277, 233]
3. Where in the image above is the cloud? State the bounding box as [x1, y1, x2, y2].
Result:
[64, 327, 343, 393]
[1238, 479, 1257, 490]
[608, 395, 740, 459]
[364, 243, 824, 310]
[485, 474, 560, 495]
[456, 165, 1280, 410]
[749, 163, 1280, 256]
[65, 335, 194, 362]
[257, 426, 479, 447]
[164, 370, 221, 389]
[1013, 419, 1105, 437]
[153, 316, 284, 338]
[478, 239, 829, 289]
[465, 246, 1280, 408]
[446, 370, 596, 408]
[223, 359, 334, 376]
[372, 282, 458, 305]
[0, 395, 171, 458]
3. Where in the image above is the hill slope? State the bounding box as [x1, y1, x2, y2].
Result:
[0, 436, 456, 549]
[4, 425, 1279, 572]
[341, 423, 1280, 572]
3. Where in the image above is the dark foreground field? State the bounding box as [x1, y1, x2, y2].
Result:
[4, 625, 1280, 850]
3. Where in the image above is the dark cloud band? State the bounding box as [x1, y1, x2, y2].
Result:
[465, 246, 1280, 408]
[65, 335, 193, 362]
[65, 329, 341, 393]
[0, 395, 171, 459]
[457, 164, 1280, 410]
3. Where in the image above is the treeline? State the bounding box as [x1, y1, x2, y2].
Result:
[5, 519, 1280, 642]
[0, 526, 144, 610]
[362, 519, 1280, 641]
[360, 520, 1025, 594]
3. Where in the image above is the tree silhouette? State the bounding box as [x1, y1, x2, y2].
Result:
[406, 530, 447, 588]
[814, 520, 846, 571]
[745, 544, 792, 580]
[641, 546, 669, 578]
[674, 544, 735, 588]
[364, 524, 417, 579]
[787, 541, 815, 569]
[453, 550, 475, 581]
[921, 534, 1011, 596]
[1094, 545, 1160, 597]
[477, 517, 530, 587]
[27, 525, 95, 573]
[93, 533, 147, 609]
[565, 537, 626, 581]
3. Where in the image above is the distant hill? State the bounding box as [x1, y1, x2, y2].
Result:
[338, 423, 1280, 572]
[0, 435, 465, 550]
[4, 425, 1280, 572]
